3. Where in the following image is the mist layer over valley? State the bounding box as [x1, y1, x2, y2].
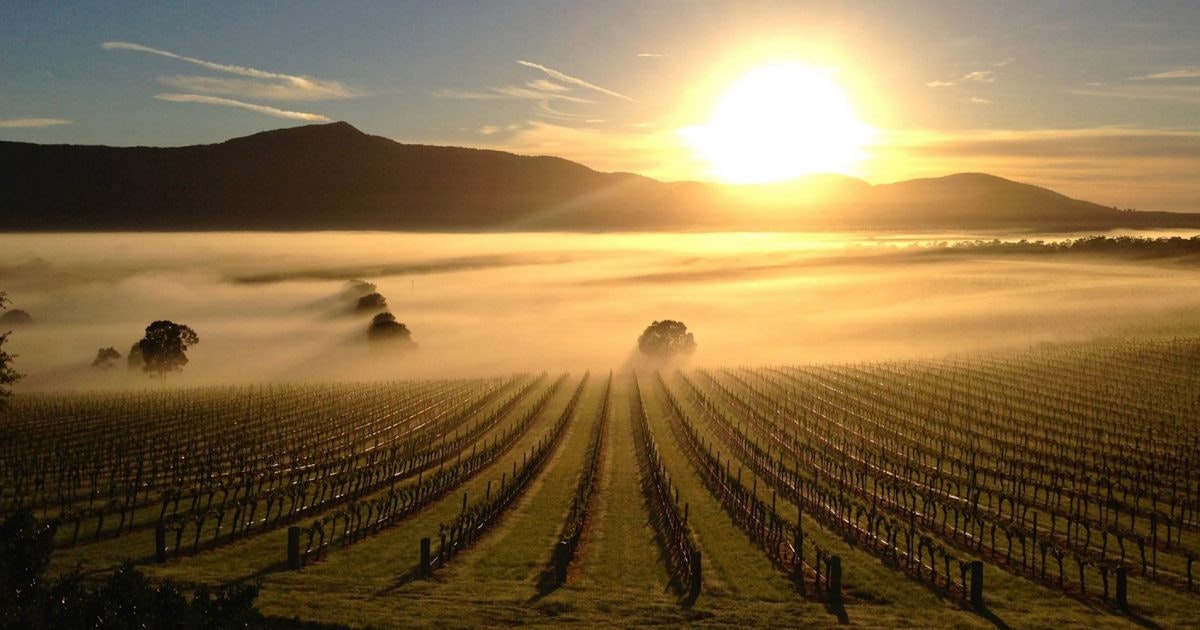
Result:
[3, 231, 1200, 391]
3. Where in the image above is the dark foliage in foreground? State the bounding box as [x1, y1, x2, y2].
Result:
[0, 509, 262, 630]
[0, 293, 22, 409]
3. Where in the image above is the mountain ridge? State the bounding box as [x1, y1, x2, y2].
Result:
[3, 121, 1197, 232]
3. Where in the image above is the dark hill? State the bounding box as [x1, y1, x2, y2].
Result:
[2, 122, 1196, 231]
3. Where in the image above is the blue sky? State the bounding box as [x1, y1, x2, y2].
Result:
[3, 1, 1200, 210]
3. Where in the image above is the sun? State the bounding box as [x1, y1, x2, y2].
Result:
[682, 62, 874, 184]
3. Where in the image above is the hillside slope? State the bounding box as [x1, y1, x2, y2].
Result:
[2, 122, 1194, 231]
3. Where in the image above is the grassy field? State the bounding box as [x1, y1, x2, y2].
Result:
[4, 339, 1200, 628]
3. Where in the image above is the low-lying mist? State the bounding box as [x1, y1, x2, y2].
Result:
[3, 230, 1200, 391]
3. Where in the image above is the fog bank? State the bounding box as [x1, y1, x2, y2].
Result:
[3, 231, 1199, 391]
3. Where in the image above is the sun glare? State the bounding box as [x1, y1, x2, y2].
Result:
[683, 62, 875, 184]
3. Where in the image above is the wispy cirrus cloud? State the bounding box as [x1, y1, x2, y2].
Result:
[1131, 68, 1200, 80]
[431, 87, 591, 103]
[517, 60, 633, 101]
[534, 100, 602, 122]
[435, 60, 634, 143]
[1067, 83, 1200, 105]
[435, 60, 633, 131]
[103, 41, 356, 100]
[153, 93, 331, 121]
[925, 80, 955, 88]
[963, 70, 995, 83]
[155, 75, 349, 101]
[103, 40, 353, 122]
[526, 79, 571, 93]
[0, 117, 72, 128]
[473, 120, 695, 181]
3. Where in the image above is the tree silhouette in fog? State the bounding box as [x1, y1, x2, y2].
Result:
[0, 293, 22, 409]
[637, 320, 697, 358]
[355, 292, 388, 314]
[343, 279, 377, 299]
[136, 321, 199, 379]
[91, 347, 122, 371]
[127, 342, 144, 373]
[0, 309, 32, 327]
[367, 312, 415, 348]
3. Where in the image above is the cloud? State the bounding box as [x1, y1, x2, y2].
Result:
[155, 75, 349, 101]
[637, 53, 664, 58]
[534, 100, 595, 121]
[963, 70, 995, 83]
[526, 79, 571, 93]
[153, 93, 331, 121]
[431, 86, 591, 102]
[895, 127, 1200, 160]
[925, 80, 955, 88]
[517, 60, 633, 101]
[970, 97, 992, 104]
[0, 117, 72, 128]
[470, 120, 697, 181]
[993, 57, 1015, 67]
[428, 88, 506, 100]
[102, 41, 356, 101]
[1132, 68, 1200, 80]
[1067, 83, 1200, 105]
[477, 125, 501, 135]
[491, 86, 592, 102]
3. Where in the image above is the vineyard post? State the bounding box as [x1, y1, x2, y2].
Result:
[794, 519, 806, 595]
[154, 521, 166, 563]
[555, 541, 569, 584]
[420, 537, 432, 577]
[828, 555, 843, 607]
[689, 549, 702, 599]
[1115, 566, 1128, 611]
[287, 526, 301, 570]
[969, 560, 984, 609]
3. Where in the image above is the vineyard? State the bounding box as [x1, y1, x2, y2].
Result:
[2, 338, 1199, 628]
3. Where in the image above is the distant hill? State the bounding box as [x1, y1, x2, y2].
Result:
[3, 121, 1197, 231]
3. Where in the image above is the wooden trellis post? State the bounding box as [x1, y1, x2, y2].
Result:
[287, 526, 301, 570]
[969, 560, 984, 609]
[555, 541, 570, 584]
[689, 550, 702, 599]
[1115, 566, 1129, 611]
[154, 521, 167, 564]
[419, 537, 432, 578]
[828, 555, 843, 607]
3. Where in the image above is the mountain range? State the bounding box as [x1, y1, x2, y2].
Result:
[3, 121, 1197, 232]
